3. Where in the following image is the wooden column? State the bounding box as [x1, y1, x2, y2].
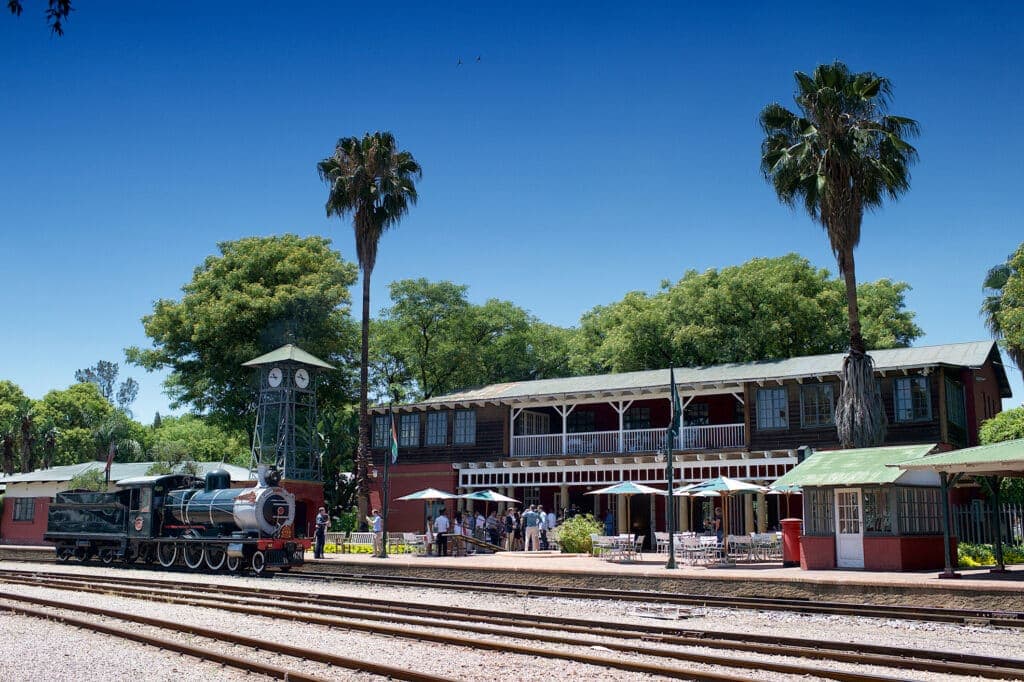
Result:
[744, 494, 755, 535]
[756, 491, 767, 532]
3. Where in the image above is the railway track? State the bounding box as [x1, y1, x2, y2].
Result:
[3, 567, 1023, 681]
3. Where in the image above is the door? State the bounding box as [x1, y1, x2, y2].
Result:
[834, 488, 864, 568]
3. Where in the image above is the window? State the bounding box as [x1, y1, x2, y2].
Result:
[894, 377, 931, 422]
[802, 488, 834, 536]
[567, 410, 595, 433]
[515, 410, 550, 436]
[800, 383, 835, 428]
[862, 487, 892, 534]
[624, 407, 650, 430]
[945, 377, 966, 429]
[897, 486, 941, 534]
[756, 388, 788, 430]
[426, 412, 447, 446]
[372, 415, 389, 448]
[400, 414, 420, 447]
[684, 402, 709, 426]
[13, 497, 34, 522]
[454, 410, 476, 445]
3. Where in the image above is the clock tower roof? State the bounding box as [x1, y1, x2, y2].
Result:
[241, 344, 335, 370]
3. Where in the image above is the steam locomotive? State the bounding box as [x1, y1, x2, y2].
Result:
[45, 466, 308, 573]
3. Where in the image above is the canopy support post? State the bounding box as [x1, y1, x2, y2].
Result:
[938, 471, 962, 579]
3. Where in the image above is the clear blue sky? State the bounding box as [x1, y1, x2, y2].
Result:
[1, 1, 1021, 422]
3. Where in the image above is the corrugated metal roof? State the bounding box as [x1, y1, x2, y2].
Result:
[772, 444, 938, 487]
[0, 461, 254, 485]
[241, 344, 335, 369]
[896, 438, 1024, 473]
[414, 341, 1003, 407]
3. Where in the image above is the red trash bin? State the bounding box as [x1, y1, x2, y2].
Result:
[780, 517, 802, 567]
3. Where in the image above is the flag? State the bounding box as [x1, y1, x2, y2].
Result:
[665, 367, 681, 451]
[389, 409, 399, 464]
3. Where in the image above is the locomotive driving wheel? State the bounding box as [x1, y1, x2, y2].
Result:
[182, 543, 205, 570]
[204, 545, 226, 571]
[99, 548, 115, 564]
[251, 550, 266, 575]
[226, 554, 241, 572]
[57, 548, 73, 562]
[157, 542, 177, 568]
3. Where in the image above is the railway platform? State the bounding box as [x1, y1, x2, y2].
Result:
[4, 542, 1022, 610]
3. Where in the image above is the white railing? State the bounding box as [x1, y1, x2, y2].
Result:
[511, 423, 745, 457]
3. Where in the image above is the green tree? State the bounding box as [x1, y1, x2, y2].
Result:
[373, 279, 574, 400]
[760, 62, 919, 448]
[318, 132, 422, 517]
[148, 414, 249, 465]
[127, 234, 358, 434]
[75, 360, 140, 416]
[7, 0, 72, 35]
[33, 382, 113, 466]
[982, 243, 1024, 382]
[979, 407, 1024, 504]
[66, 468, 108, 492]
[570, 255, 921, 374]
[0, 381, 31, 475]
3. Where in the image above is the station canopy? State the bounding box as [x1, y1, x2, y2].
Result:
[772, 444, 939, 488]
[895, 438, 1024, 478]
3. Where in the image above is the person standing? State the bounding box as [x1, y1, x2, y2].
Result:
[504, 509, 515, 551]
[424, 516, 435, 556]
[370, 509, 384, 557]
[486, 510, 500, 546]
[537, 505, 548, 550]
[523, 505, 541, 551]
[546, 507, 557, 532]
[313, 506, 329, 559]
[434, 509, 450, 556]
[604, 510, 615, 537]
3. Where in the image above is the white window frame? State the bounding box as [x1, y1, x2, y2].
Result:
[372, 415, 389, 448]
[756, 387, 788, 430]
[454, 410, 476, 445]
[426, 412, 447, 446]
[400, 414, 420, 448]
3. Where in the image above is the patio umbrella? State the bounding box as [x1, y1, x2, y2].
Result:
[688, 477, 768, 561]
[585, 481, 665, 536]
[768, 483, 802, 518]
[459, 489, 520, 520]
[395, 488, 458, 533]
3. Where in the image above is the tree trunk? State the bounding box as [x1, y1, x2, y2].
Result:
[834, 248, 886, 447]
[1, 435, 13, 475]
[356, 266, 372, 522]
[20, 415, 34, 473]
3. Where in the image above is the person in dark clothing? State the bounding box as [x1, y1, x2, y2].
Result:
[313, 506, 329, 559]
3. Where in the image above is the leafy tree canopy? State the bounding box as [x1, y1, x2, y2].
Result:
[149, 414, 249, 466]
[127, 235, 359, 433]
[0, 380, 32, 474]
[570, 254, 922, 374]
[75, 360, 139, 415]
[66, 468, 108, 492]
[7, 0, 71, 35]
[979, 407, 1024, 445]
[372, 278, 573, 400]
[982, 242, 1024, 382]
[33, 382, 114, 466]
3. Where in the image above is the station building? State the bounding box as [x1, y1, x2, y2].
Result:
[0, 462, 253, 545]
[369, 341, 1011, 567]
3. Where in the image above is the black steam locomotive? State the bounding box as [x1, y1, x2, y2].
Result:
[45, 467, 308, 573]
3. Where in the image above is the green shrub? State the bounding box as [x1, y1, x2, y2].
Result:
[558, 513, 603, 554]
[958, 542, 1024, 567]
[332, 509, 358, 532]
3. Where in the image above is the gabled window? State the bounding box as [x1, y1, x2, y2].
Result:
[372, 415, 389, 448]
[756, 388, 788, 430]
[426, 412, 447, 446]
[624, 407, 650, 430]
[400, 414, 420, 447]
[800, 383, 835, 428]
[894, 376, 931, 422]
[454, 410, 476, 445]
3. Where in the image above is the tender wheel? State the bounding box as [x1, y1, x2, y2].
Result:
[157, 542, 177, 568]
[99, 548, 115, 564]
[123, 546, 138, 565]
[74, 546, 92, 562]
[226, 555, 241, 572]
[57, 548, 73, 562]
[183, 543, 205, 570]
[141, 544, 156, 564]
[204, 545, 226, 571]
[251, 550, 266, 575]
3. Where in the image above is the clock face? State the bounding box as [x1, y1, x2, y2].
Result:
[294, 368, 310, 389]
[268, 367, 283, 387]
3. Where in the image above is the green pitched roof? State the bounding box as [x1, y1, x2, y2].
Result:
[241, 344, 335, 369]
[896, 438, 1024, 475]
[772, 444, 938, 488]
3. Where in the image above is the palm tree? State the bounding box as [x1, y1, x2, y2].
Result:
[318, 132, 422, 518]
[760, 62, 918, 447]
[982, 245, 1024, 381]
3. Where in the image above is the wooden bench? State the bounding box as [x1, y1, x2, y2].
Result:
[343, 531, 377, 552]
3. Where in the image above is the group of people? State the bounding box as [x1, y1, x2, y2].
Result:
[424, 504, 561, 556]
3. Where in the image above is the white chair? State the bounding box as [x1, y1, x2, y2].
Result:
[655, 531, 670, 553]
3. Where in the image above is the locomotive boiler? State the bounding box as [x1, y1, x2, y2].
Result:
[45, 466, 309, 574]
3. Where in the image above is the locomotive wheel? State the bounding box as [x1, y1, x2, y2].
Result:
[99, 548, 115, 564]
[183, 543, 205, 570]
[74, 546, 92, 562]
[251, 550, 266, 575]
[226, 555, 241, 572]
[157, 542, 177, 568]
[204, 545, 226, 571]
[123, 546, 138, 565]
[57, 548, 73, 562]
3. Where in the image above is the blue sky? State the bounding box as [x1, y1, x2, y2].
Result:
[1, 1, 1021, 422]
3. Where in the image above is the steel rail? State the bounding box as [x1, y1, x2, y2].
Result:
[0, 592, 455, 682]
[0, 571, 988, 682]
[4, 567, 1023, 679]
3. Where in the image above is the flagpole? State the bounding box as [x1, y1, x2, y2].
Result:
[382, 403, 394, 559]
[666, 367, 678, 570]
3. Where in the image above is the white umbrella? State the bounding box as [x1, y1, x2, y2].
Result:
[586, 481, 665, 536]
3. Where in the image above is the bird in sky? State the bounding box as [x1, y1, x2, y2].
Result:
[457, 58, 463, 66]
[476, 55, 481, 62]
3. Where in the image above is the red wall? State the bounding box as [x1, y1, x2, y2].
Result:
[800, 534, 955, 571]
[1, 498, 51, 546]
[799, 535, 836, 569]
[372, 463, 458, 532]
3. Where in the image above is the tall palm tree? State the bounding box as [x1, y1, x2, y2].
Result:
[318, 132, 422, 518]
[760, 62, 918, 447]
[982, 245, 1024, 381]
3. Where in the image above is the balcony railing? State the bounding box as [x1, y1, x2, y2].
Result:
[511, 423, 745, 458]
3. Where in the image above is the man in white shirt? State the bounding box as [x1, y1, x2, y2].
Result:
[546, 508, 557, 530]
[370, 509, 383, 557]
[434, 509, 451, 556]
